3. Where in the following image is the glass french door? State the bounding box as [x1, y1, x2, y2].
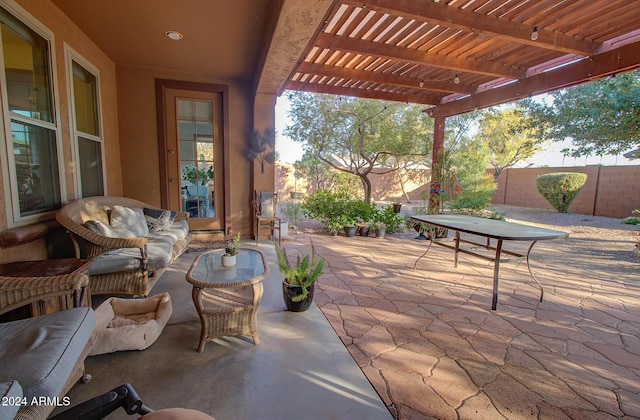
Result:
[162, 87, 224, 231]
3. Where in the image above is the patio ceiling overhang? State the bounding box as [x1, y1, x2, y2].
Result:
[284, 0, 640, 117]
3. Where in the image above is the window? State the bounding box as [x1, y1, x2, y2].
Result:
[67, 51, 104, 197]
[0, 5, 62, 223]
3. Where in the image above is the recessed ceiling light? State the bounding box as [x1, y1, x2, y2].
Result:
[165, 31, 183, 41]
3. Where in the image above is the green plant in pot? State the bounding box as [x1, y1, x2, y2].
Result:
[275, 242, 325, 312]
[221, 232, 241, 267]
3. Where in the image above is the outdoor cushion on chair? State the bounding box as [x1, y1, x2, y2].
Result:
[90, 293, 172, 355]
[0, 307, 96, 404]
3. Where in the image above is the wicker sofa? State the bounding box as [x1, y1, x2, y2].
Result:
[56, 197, 192, 297]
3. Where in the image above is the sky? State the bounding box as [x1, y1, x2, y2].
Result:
[274, 94, 637, 168]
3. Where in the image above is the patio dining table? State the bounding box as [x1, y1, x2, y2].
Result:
[411, 214, 568, 310]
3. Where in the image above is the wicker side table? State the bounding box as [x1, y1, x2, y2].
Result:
[186, 248, 269, 352]
[0, 258, 91, 320]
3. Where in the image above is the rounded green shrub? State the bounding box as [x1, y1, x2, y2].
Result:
[535, 172, 587, 213]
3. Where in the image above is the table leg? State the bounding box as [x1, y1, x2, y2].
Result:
[192, 287, 206, 352]
[491, 239, 503, 310]
[526, 240, 544, 302]
[454, 230, 460, 268]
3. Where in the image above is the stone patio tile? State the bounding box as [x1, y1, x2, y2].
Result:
[384, 369, 457, 420]
[373, 346, 438, 374]
[502, 365, 596, 411]
[617, 389, 640, 418]
[585, 342, 640, 370]
[422, 330, 485, 362]
[482, 373, 542, 418]
[567, 381, 624, 417]
[457, 392, 505, 420]
[429, 357, 478, 408]
[504, 347, 545, 370]
[466, 330, 509, 365]
[527, 351, 617, 389]
[353, 324, 397, 359]
[360, 364, 393, 408]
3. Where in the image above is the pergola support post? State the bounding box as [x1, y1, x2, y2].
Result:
[429, 115, 446, 214]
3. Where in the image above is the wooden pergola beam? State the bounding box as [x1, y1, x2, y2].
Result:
[295, 62, 476, 95]
[316, 33, 526, 79]
[343, 0, 601, 56]
[426, 40, 640, 118]
[286, 80, 439, 105]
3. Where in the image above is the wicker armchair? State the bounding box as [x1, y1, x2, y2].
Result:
[0, 269, 89, 317]
[0, 273, 93, 420]
[56, 196, 191, 297]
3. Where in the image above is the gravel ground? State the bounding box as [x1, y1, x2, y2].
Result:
[292, 203, 640, 280]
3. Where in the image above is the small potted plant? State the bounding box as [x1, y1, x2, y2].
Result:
[221, 232, 241, 267]
[275, 242, 325, 312]
[374, 222, 386, 238]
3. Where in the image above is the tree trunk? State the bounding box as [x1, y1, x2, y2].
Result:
[360, 175, 372, 204]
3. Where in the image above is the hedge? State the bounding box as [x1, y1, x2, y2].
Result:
[535, 172, 587, 213]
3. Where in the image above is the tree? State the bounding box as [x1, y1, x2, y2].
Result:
[284, 92, 432, 203]
[292, 149, 332, 193]
[477, 105, 547, 179]
[529, 70, 640, 157]
[432, 111, 496, 213]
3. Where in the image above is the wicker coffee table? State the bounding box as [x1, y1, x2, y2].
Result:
[186, 248, 269, 352]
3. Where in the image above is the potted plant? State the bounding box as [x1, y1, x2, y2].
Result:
[221, 232, 241, 267]
[357, 221, 372, 237]
[374, 222, 386, 238]
[275, 242, 325, 312]
[336, 214, 357, 237]
[324, 216, 344, 236]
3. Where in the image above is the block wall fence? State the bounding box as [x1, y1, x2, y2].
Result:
[491, 165, 640, 218]
[277, 162, 639, 219]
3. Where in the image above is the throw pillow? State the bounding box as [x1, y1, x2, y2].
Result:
[110, 206, 149, 238]
[143, 208, 177, 232]
[84, 220, 118, 238]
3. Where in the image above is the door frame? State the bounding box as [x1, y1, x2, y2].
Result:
[155, 79, 231, 234]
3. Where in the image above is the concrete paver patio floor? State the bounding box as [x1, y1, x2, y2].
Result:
[283, 229, 640, 419]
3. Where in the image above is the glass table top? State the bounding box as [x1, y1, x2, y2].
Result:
[187, 248, 268, 287]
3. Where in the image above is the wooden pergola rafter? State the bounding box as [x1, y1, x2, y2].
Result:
[284, 0, 640, 200]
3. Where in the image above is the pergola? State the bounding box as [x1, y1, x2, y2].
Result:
[283, 0, 640, 178]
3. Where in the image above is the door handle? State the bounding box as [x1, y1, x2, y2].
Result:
[168, 149, 175, 154]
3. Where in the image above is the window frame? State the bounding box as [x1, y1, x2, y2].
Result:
[64, 43, 106, 198]
[0, 0, 65, 227]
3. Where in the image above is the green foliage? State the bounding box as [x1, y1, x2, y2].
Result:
[525, 70, 640, 157]
[623, 217, 640, 225]
[285, 92, 432, 203]
[331, 172, 362, 198]
[224, 232, 241, 256]
[345, 200, 378, 223]
[275, 242, 325, 302]
[374, 206, 403, 234]
[292, 149, 332, 192]
[535, 172, 587, 213]
[245, 128, 276, 174]
[280, 201, 303, 225]
[477, 104, 547, 179]
[448, 141, 496, 212]
[301, 190, 381, 233]
[181, 165, 211, 184]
